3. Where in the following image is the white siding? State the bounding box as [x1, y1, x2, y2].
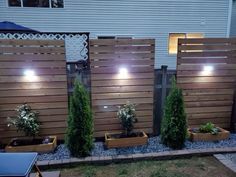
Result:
[230, 1, 236, 36]
[0, 0, 230, 69]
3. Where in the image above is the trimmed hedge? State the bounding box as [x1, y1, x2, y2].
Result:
[161, 77, 187, 149]
[65, 80, 93, 157]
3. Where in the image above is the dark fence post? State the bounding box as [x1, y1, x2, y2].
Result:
[231, 84, 236, 132]
[161, 65, 168, 115]
[153, 65, 168, 135]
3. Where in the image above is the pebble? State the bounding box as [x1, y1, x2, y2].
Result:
[35, 133, 236, 161]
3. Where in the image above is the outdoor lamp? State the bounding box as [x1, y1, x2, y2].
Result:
[203, 65, 214, 72]
[118, 67, 128, 79]
[202, 65, 214, 75]
[24, 69, 35, 77]
[23, 69, 38, 82]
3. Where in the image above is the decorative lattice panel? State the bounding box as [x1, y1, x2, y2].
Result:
[0, 32, 88, 62]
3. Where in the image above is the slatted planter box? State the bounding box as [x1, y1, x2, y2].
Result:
[5, 136, 57, 153]
[105, 131, 148, 148]
[188, 128, 230, 141]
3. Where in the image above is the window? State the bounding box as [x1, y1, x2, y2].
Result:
[168, 33, 204, 54]
[8, 0, 64, 8]
[8, 0, 21, 6]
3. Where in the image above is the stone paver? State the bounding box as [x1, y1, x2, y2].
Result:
[214, 153, 236, 173]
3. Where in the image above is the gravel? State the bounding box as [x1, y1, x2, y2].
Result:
[36, 133, 236, 161]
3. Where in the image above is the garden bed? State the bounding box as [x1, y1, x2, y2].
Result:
[36, 134, 236, 161]
[5, 136, 57, 153]
[105, 131, 148, 148]
[188, 127, 230, 141]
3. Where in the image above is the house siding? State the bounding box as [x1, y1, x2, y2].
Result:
[230, 1, 236, 36]
[0, 0, 230, 69]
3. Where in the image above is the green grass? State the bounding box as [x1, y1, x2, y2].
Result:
[60, 156, 235, 177]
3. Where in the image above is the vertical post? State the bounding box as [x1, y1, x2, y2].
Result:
[153, 65, 168, 135]
[231, 84, 236, 132]
[161, 65, 168, 116]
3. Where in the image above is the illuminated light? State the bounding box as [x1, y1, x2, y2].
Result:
[23, 69, 38, 82]
[203, 65, 214, 72]
[201, 65, 214, 76]
[24, 69, 35, 77]
[104, 106, 108, 109]
[118, 67, 128, 79]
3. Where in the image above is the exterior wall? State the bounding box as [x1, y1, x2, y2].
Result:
[230, 0, 236, 36]
[0, 0, 230, 69]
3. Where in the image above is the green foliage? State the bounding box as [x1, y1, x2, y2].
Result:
[65, 80, 93, 157]
[117, 103, 137, 136]
[161, 77, 187, 149]
[7, 103, 40, 137]
[199, 122, 219, 135]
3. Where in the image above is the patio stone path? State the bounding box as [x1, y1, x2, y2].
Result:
[214, 153, 236, 173]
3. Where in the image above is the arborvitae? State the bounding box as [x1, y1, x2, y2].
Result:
[161, 77, 187, 149]
[65, 80, 93, 157]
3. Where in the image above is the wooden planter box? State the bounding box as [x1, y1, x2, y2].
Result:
[188, 128, 230, 141]
[105, 131, 148, 148]
[5, 136, 57, 153]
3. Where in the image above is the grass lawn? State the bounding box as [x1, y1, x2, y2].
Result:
[60, 156, 235, 177]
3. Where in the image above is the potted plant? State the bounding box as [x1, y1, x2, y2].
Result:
[5, 103, 57, 153]
[188, 122, 230, 141]
[105, 102, 148, 148]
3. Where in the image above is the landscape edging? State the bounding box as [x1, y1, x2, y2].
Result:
[37, 147, 236, 169]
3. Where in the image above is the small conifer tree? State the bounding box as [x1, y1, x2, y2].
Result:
[65, 80, 93, 157]
[161, 77, 187, 149]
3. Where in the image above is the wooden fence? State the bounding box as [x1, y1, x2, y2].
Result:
[177, 38, 236, 129]
[0, 39, 68, 143]
[90, 39, 155, 137]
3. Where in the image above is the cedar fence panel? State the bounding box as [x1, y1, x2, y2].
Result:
[90, 39, 155, 137]
[0, 39, 68, 143]
[177, 38, 236, 129]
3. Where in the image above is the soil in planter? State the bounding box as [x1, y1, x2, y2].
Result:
[189, 128, 222, 134]
[9, 137, 54, 147]
[107, 132, 144, 139]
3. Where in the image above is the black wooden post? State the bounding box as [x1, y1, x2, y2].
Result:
[153, 65, 168, 135]
[231, 84, 236, 132]
[161, 65, 168, 116]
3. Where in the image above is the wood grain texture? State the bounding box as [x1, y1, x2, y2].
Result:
[177, 38, 236, 128]
[90, 39, 155, 137]
[0, 39, 68, 143]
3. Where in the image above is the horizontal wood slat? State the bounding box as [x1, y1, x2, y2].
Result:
[177, 38, 236, 129]
[90, 53, 154, 60]
[90, 39, 155, 46]
[0, 39, 68, 143]
[90, 38, 155, 137]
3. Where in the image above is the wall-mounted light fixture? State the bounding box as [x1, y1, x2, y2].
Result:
[118, 67, 128, 79]
[201, 65, 214, 75]
[203, 65, 214, 72]
[24, 69, 35, 77]
[23, 69, 38, 82]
